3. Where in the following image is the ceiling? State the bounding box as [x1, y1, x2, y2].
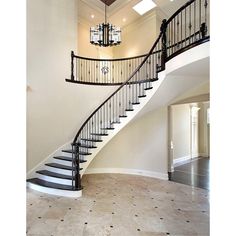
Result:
[78, 0, 187, 28]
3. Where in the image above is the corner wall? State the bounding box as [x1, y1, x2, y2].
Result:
[87, 107, 168, 178]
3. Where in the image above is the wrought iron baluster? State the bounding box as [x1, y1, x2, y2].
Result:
[189, 4, 192, 45]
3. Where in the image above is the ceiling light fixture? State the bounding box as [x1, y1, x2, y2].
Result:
[91, 14, 95, 19]
[90, 0, 121, 47]
[123, 18, 126, 22]
[133, 0, 157, 16]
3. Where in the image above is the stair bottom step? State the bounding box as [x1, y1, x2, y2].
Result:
[36, 170, 75, 180]
[27, 178, 80, 191]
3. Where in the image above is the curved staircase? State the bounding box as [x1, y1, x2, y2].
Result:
[27, 0, 210, 197]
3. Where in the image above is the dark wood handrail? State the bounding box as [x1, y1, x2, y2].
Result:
[74, 50, 161, 62]
[72, 32, 163, 144]
[166, 0, 195, 25]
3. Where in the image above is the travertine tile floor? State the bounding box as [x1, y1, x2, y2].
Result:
[27, 174, 209, 236]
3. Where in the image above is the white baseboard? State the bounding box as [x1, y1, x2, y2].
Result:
[199, 153, 209, 158]
[84, 168, 168, 180]
[173, 155, 191, 167]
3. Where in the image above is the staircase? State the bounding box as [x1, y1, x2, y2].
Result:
[27, 0, 210, 197]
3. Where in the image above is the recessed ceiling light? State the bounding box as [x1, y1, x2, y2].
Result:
[170, 0, 174, 2]
[133, 0, 157, 16]
[123, 18, 126, 22]
[91, 14, 95, 19]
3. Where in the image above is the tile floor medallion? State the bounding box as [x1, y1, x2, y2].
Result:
[27, 174, 209, 236]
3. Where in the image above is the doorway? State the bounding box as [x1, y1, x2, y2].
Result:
[168, 101, 210, 189]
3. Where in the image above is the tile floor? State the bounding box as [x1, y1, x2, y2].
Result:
[27, 174, 209, 236]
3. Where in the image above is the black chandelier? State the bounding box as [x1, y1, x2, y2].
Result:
[90, 1, 121, 47]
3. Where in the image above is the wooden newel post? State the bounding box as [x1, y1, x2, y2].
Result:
[71, 51, 75, 81]
[161, 19, 167, 70]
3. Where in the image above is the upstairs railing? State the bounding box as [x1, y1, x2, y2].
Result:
[68, 49, 162, 85]
[165, 0, 210, 61]
[68, 0, 210, 190]
[67, 0, 209, 86]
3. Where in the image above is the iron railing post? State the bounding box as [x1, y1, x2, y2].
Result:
[71, 142, 81, 190]
[161, 19, 167, 70]
[200, 22, 207, 39]
[71, 50, 75, 81]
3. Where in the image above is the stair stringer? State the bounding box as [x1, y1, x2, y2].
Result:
[79, 71, 166, 177]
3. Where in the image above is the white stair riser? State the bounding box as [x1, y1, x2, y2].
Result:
[61, 152, 73, 158]
[27, 182, 82, 198]
[53, 159, 72, 166]
[35, 173, 74, 185]
[44, 166, 74, 176]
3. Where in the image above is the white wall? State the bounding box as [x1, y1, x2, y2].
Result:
[172, 104, 191, 160]
[88, 106, 168, 176]
[198, 101, 210, 156]
[27, 0, 116, 172]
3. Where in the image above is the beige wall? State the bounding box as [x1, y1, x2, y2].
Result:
[172, 104, 191, 160]
[77, 19, 113, 58]
[88, 107, 168, 175]
[77, 10, 163, 60]
[27, 0, 116, 172]
[112, 11, 160, 58]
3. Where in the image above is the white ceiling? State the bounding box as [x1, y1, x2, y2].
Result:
[78, 0, 187, 28]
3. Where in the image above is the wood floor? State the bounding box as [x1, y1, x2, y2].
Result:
[169, 157, 210, 190]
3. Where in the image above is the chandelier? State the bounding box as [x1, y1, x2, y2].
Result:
[90, 0, 121, 47]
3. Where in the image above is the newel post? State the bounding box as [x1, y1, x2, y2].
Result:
[71, 50, 75, 81]
[160, 19, 167, 70]
[71, 142, 81, 190]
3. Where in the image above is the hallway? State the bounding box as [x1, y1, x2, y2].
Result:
[169, 157, 210, 190]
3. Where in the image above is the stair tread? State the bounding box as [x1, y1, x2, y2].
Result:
[144, 87, 153, 90]
[36, 170, 75, 180]
[101, 127, 115, 130]
[138, 95, 146, 98]
[111, 121, 121, 124]
[81, 138, 103, 142]
[78, 144, 97, 148]
[27, 178, 78, 191]
[119, 115, 127, 118]
[53, 156, 87, 163]
[62, 149, 92, 155]
[132, 102, 140, 105]
[125, 109, 134, 111]
[45, 163, 83, 171]
[90, 133, 109, 136]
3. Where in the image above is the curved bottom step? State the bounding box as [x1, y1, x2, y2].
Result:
[27, 178, 82, 198]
